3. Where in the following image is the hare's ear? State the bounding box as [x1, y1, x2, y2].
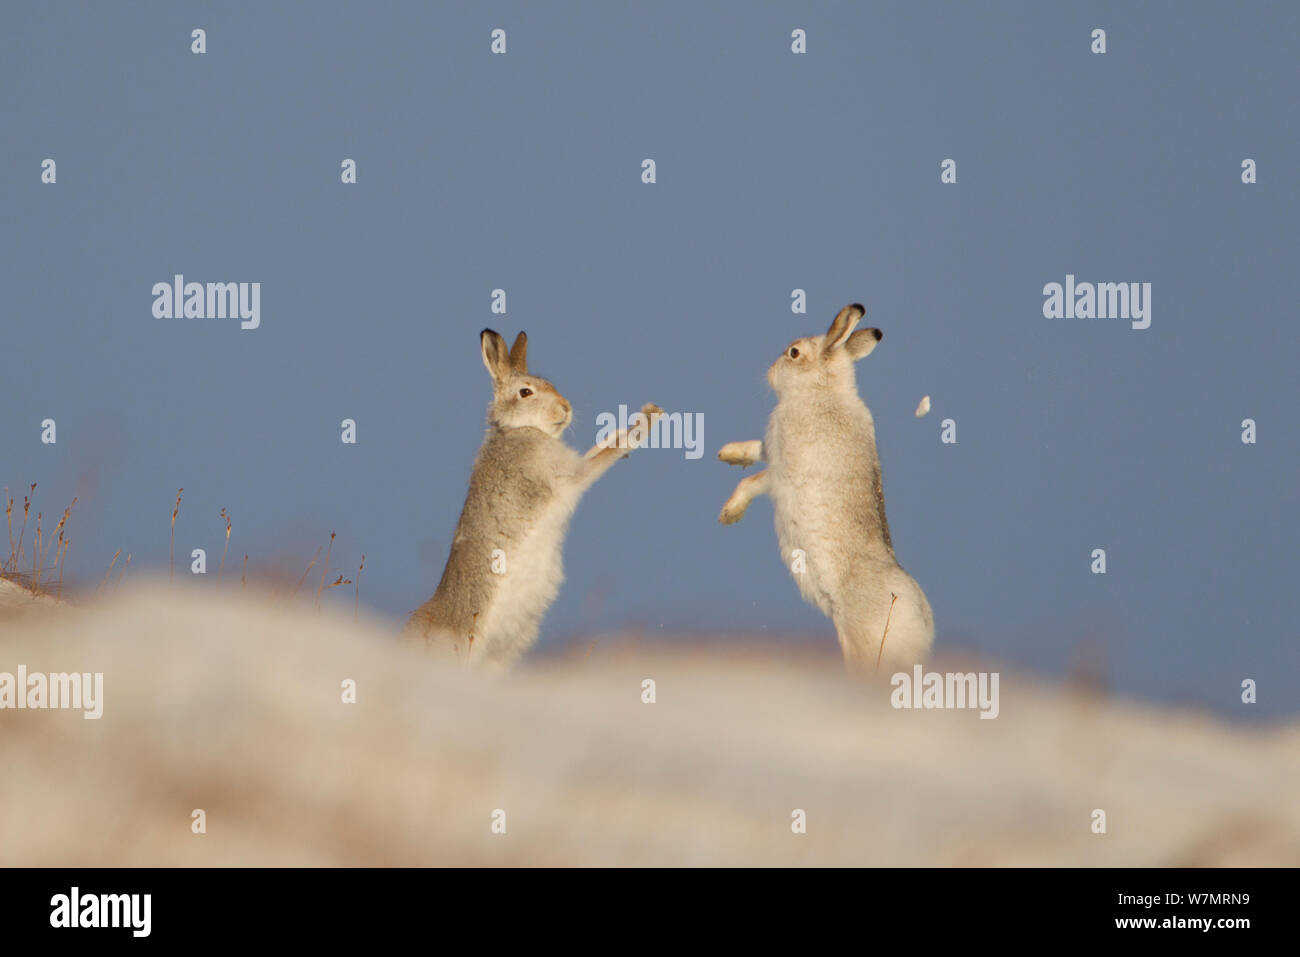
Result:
[508, 331, 528, 373]
[845, 327, 882, 360]
[481, 329, 511, 385]
[824, 303, 865, 352]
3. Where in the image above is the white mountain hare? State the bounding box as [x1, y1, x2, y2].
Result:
[406, 329, 662, 668]
[717, 304, 933, 674]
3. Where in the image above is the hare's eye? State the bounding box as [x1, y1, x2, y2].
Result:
[518, 387, 533, 398]
[788, 347, 799, 359]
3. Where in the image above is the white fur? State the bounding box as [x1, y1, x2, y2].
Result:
[719, 303, 933, 674]
[468, 480, 582, 669]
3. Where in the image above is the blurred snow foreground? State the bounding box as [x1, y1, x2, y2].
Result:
[1, 579, 1296, 866]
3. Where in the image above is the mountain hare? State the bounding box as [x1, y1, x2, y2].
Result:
[717, 304, 933, 674]
[406, 329, 662, 668]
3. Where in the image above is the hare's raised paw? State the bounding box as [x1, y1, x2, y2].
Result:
[625, 403, 664, 450]
[718, 469, 768, 525]
[718, 440, 762, 467]
[719, 498, 748, 525]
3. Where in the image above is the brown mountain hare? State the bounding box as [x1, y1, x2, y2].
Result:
[406, 329, 661, 668]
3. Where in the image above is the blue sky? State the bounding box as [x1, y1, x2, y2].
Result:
[3, 1, 1297, 715]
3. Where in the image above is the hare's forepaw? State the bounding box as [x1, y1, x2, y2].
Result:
[719, 494, 748, 525]
[718, 440, 761, 467]
[719, 469, 768, 524]
[626, 403, 663, 450]
[717, 486, 759, 522]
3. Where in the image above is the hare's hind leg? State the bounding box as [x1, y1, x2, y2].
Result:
[833, 616, 884, 677]
[718, 440, 763, 467]
[719, 469, 769, 525]
[834, 588, 932, 677]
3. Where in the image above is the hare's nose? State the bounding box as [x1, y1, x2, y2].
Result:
[560, 399, 572, 414]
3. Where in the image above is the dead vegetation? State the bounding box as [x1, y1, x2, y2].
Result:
[2, 482, 364, 614]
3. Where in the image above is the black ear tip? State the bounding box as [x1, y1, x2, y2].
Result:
[873, 328, 883, 341]
[481, 328, 498, 339]
[850, 302, 865, 314]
